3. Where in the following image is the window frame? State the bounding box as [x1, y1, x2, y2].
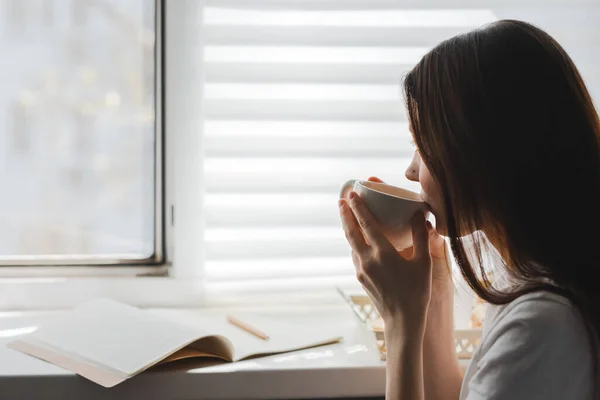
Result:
[0, 1, 477, 314]
[0, 0, 166, 268]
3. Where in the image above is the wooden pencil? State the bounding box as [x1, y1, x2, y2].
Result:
[226, 314, 270, 340]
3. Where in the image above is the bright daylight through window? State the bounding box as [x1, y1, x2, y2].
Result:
[1, 0, 597, 286]
[0, 0, 157, 265]
[199, 2, 600, 289]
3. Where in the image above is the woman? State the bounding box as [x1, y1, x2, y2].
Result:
[339, 20, 600, 400]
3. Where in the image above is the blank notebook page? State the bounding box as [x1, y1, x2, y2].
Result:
[20, 299, 207, 375]
[165, 311, 345, 361]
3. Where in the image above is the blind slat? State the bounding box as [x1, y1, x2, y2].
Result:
[205, 227, 348, 260]
[204, 46, 429, 64]
[205, 193, 340, 227]
[205, 0, 590, 10]
[204, 157, 412, 191]
[204, 8, 497, 27]
[206, 120, 412, 156]
[205, 257, 355, 280]
[206, 120, 410, 136]
[205, 63, 413, 84]
[205, 138, 412, 157]
[204, 26, 469, 47]
[205, 100, 407, 120]
[206, 83, 403, 100]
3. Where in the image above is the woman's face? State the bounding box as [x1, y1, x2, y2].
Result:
[405, 149, 447, 235]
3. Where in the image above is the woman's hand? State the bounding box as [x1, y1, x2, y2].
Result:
[366, 177, 453, 300]
[346, 177, 460, 400]
[339, 191, 433, 337]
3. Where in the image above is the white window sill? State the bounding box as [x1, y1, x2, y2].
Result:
[0, 271, 365, 310]
[0, 275, 475, 338]
[0, 276, 200, 310]
[0, 305, 387, 400]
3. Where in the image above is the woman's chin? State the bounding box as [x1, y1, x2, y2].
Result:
[426, 210, 475, 238]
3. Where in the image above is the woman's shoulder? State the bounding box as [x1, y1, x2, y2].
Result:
[482, 290, 590, 356]
[486, 290, 582, 329]
[463, 291, 594, 399]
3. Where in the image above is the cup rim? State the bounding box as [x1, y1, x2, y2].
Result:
[357, 180, 423, 203]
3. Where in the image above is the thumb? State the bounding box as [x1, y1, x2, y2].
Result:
[411, 211, 431, 262]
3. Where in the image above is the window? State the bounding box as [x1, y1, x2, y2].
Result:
[2, 1, 598, 308]
[187, 0, 599, 297]
[0, 0, 159, 265]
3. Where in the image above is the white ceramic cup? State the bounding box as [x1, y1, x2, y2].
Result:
[340, 179, 428, 250]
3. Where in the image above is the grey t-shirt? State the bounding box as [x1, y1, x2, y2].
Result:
[460, 291, 593, 400]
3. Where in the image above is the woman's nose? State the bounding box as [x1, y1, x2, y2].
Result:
[405, 152, 420, 182]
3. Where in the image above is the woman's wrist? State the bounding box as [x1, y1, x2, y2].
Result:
[385, 330, 425, 361]
[428, 286, 454, 314]
[384, 316, 427, 344]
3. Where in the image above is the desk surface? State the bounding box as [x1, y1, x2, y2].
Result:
[0, 305, 387, 400]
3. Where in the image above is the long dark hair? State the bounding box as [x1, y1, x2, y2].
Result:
[405, 19, 600, 394]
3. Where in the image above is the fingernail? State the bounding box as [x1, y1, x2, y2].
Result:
[349, 191, 357, 200]
[338, 199, 345, 208]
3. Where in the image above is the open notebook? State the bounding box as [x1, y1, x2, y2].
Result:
[7, 299, 343, 388]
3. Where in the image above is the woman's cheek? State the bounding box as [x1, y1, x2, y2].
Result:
[419, 169, 436, 201]
[420, 171, 444, 214]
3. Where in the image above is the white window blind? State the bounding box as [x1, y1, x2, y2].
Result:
[198, 1, 598, 288]
[198, 1, 493, 288]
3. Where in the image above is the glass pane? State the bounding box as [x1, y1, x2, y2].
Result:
[0, 0, 155, 259]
